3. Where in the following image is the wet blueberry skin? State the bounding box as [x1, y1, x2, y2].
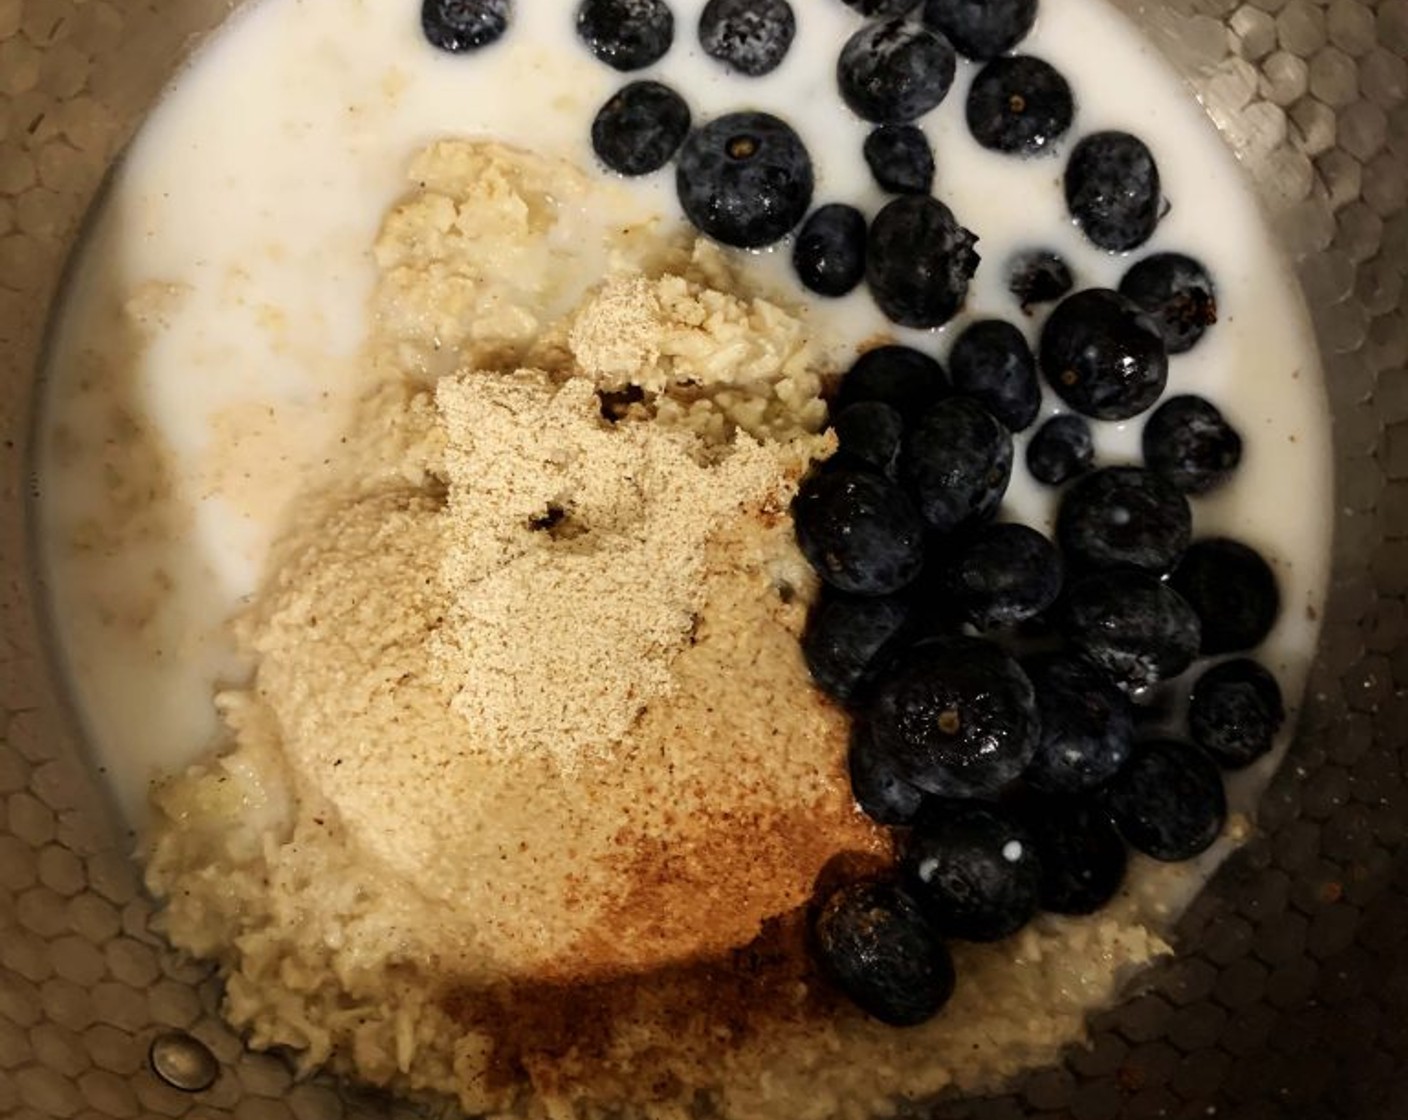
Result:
[966, 55, 1075, 156]
[837, 17, 958, 124]
[1008, 249, 1074, 311]
[1142, 394, 1243, 495]
[941, 521, 1063, 631]
[698, 0, 796, 77]
[1039, 288, 1168, 422]
[1022, 652, 1134, 793]
[590, 80, 691, 176]
[848, 720, 927, 825]
[1102, 738, 1228, 861]
[1187, 658, 1286, 769]
[1026, 413, 1094, 486]
[868, 195, 980, 329]
[921, 0, 1037, 59]
[576, 0, 675, 70]
[802, 589, 913, 704]
[864, 124, 936, 195]
[793, 469, 927, 596]
[902, 799, 1042, 941]
[793, 204, 868, 298]
[832, 400, 905, 478]
[1064, 130, 1163, 252]
[675, 111, 814, 249]
[1056, 465, 1192, 575]
[1119, 252, 1218, 354]
[422, 0, 511, 52]
[1015, 793, 1129, 914]
[1062, 568, 1202, 690]
[1169, 538, 1281, 655]
[947, 318, 1041, 432]
[868, 636, 1040, 798]
[902, 395, 1013, 534]
[812, 880, 955, 1026]
[835, 345, 949, 416]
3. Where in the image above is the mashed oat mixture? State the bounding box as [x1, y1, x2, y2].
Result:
[145, 141, 1171, 1119]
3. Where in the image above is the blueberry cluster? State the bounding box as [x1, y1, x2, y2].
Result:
[799, 317, 1284, 1023]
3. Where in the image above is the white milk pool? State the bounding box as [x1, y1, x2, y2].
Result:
[36, 0, 1330, 843]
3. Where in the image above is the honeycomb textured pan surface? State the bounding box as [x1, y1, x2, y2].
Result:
[1, 0, 1406, 1117]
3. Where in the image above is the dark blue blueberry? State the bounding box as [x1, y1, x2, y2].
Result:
[576, 0, 674, 70]
[590, 81, 691, 176]
[965, 55, 1074, 156]
[1057, 466, 1191, 574]
[811, 880, 955, 1026]
[837, 18, 957, 124]
[793, 469, 925, 595]
[902, 396, 1012, 534]
[869, 636, 1039, 798]
[1119, 252, 1217, 354]
[863, 124, 935, 194]
[1169, 538, 1280, 655]
[793, 204, 868, 297]
[868, 195, 979, 328]
[835, 345, 947, 416]
[1016, 794, 1128, 914]
[1026, 414, 1094, 487]
[920, 0, 1035, 58]
[833, 400, 904, 478]
[1102, 738, 1227, 861]
[802, 589, 912, 703]
[1064, 131, 1163, 252]
[698, 0, 794, 77]
[849, 721, 927, 825]
[942, 522, 1062, 631]
[421, 0, 511, 52]
[1008, 249, 1073, 312]
[1142, 394, 1243, 495]
[676, 111, 813, 249]
[1039, 288, 1168, 422]
[1022, 652, 1134, 793]
[948, 319, 1041, 431]
[1063, 569, 1202, 691]
[903, 800, 1041, 941]
[1188, 658, 1286, 770]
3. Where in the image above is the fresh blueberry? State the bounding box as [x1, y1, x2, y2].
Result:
[849, 721, 927, 825]
[841, 0, 921, 15]
[793, 204, 868, 298]
[868, 195, 980, 328]
[1026, 414, 1094, 487]
[793, 469, 926, 595]
[833, 400, 905, 477]
[965, 55, 1074, 156]
[863, 125, 936, 194]
[421, 0, 511, 51]
[1064, 131, 1163, 252]
[835, 345, 948, 415]
[1016, 793, 1128, 914]
[948, 319, 1041, 431]
[1102, 738, 1227, 861]
[676, 111, 813, 249]
[1039, 288, 1168, 421]
[837, 18, 957, 124]
[868, 636, 1039, 798]
[1188, 658, 1286, 769]
[902, 396, 1012, 534]
[1169, 538, 1280, 655]
[1142, 394, 1243, 495]
[698, 0, 795, 77]
[1063, 569, 1202, 691]
[1119, 252, 1217, 354]
[903, 800, 1041, 941]
[802, 589, 912, 703]
[920, 0, 1036, 58]
[942, 522, 1062, 631]
[811, 880, 955, 1026]
[577, 0, 674, 70]
[1008, 249, 1073, 312]
[1022, 652, 1134, 793]
[590, 81, 691, 176]
[1057, 466, 1191, 574]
